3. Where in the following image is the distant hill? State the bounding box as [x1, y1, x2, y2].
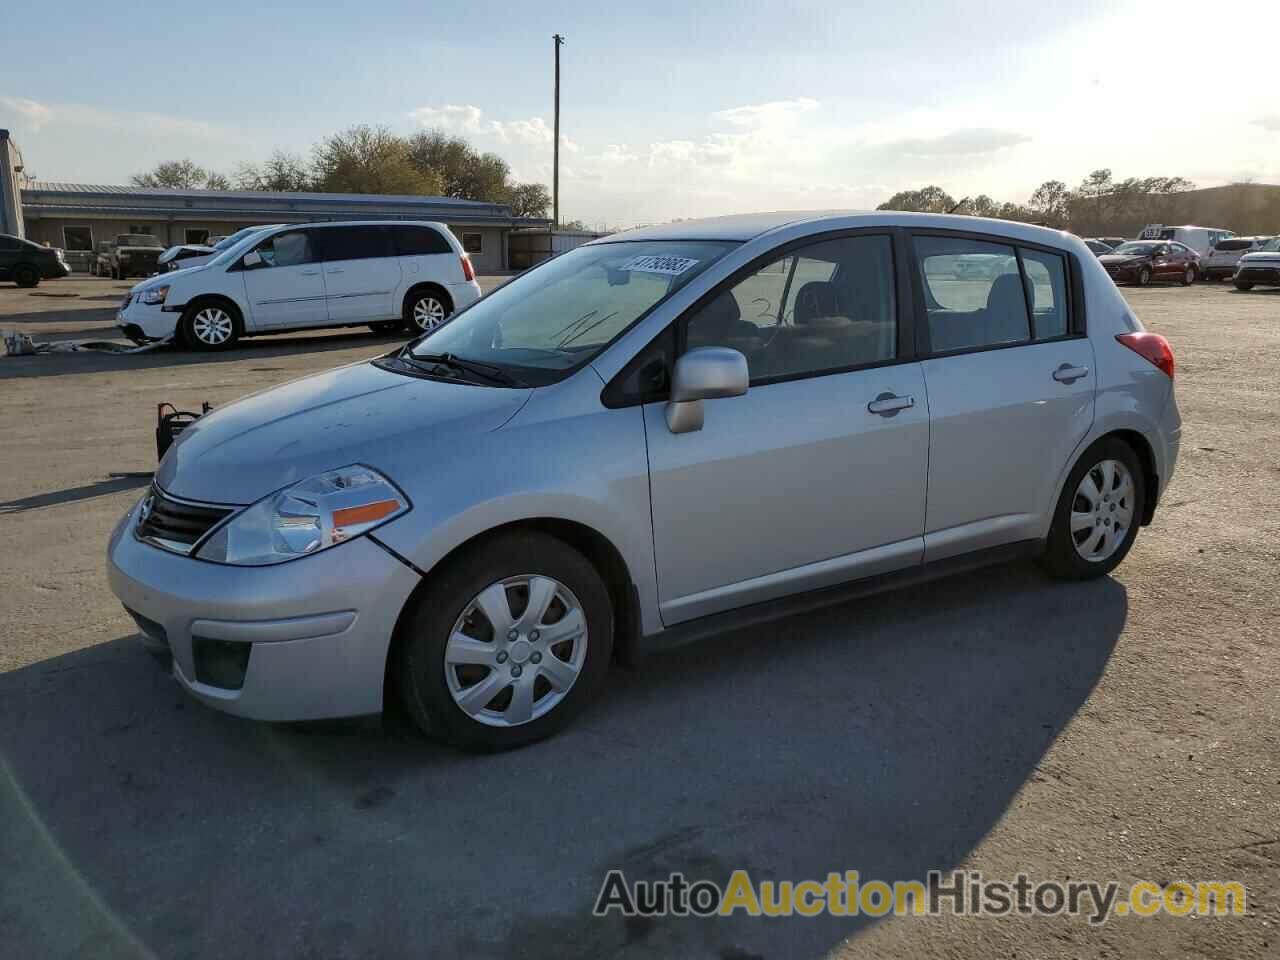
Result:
[1120, 183, 1280, 236]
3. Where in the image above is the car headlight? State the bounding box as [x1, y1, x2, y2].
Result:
[195, 464, 410, 566]
[140, 284, 170, 305]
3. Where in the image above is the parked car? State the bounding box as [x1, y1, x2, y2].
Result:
[91, 240, 114, 277]
[1201, 236, 1274, 281]
[1137, 224, 1233, 259]
[0, 233, 70, 287]
[108, 234, 166, 279]
[158, 226, 282, 273]
[1098, 240, 1199, 286]
[1232, 236, 1280, 290]
[107, 211, 1181, 751]
[117, 220, 482, 349]
[1084, 239, 1114, 256]
[1096, 236, 1127, 250]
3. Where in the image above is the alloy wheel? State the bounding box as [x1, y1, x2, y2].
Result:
[1070, 459, 1135, 562]
[192, 307, 234, 346]
[412, 296, 447, 333]
[444, 575, 588, 727]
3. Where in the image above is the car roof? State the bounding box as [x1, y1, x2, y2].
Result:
[595, 210, 1077, 246]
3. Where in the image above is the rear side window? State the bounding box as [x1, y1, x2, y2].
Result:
[915, 236, 1028, 352]
[1020, 248, 1069, 340]
[315, 225, 393, 262]
[393, 225, 453, 256]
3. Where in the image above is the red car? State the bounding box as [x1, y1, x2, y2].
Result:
[1098, 240, 1199, 286]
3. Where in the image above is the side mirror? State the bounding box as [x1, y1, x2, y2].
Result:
[665, 347, 749, 434]
[242, 250, 263, 269]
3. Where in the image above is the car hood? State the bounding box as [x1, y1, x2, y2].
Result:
[1238, 251, 1280, 264]
[1097, 254, 1149, 265]
[156, 360, 532, 504]
[158, 244, 213, 264]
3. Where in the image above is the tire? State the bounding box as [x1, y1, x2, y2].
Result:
[368, 321, 402, 335]
[1042, 437, 1145, 580]
[179, 300, 241, 351]
[403, 287, 453, 336]
[1234, 281, 1254, 291]
[1135, 266, 1151, 287]
[396, 531, 613, 751]
[1181, 266, 1195, 286]
[13, 265, 39, 288]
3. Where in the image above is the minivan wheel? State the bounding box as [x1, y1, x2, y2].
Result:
[13, 265, 39, 288]
[1043, 438, 1144, 580]
[1136, 267, 1151, 287]
[396, 532, 613, 751]
[180, 301, 240, 351]
[404, 290, 452, 335]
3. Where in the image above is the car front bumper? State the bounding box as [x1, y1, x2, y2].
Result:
[106, 498, 422, 721]
[1235, 266, 1280, 285]
[117, 298, 180, 340]
[41, 261, 71, 279]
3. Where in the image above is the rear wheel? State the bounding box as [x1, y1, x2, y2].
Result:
[403, 288, 452, 336]
[13, 265, 39, 288]
[1043, 437, 1144, 580]
[180, 300, 240, 351]
[395, 532, 613, 751]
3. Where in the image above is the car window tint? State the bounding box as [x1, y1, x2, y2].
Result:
[914, 235, 1029, 352]
[1020, 248, 1069, 340]
[257, 230, 315, 268]
[316, 225, 392, 261]
[685, 234, 896, 382]
[393, 225, 452, 256]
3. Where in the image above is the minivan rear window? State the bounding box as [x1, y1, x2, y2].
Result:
[393, 225, 452, 256]
[1215, 239, 1254, 251]
[315, 225, 393, 261]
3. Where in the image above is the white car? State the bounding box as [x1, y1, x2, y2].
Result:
[1201, 236, 1274, 281]
[118, 220, 483, 349]
[157, 226, 281, 274]
[1137, 224, 1234, 259]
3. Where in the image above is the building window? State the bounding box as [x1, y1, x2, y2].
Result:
[62, 226, 93, 251]
[185, 229, 210, 245]
[461, 232, 483, 254]
[128, 225, 154, 235]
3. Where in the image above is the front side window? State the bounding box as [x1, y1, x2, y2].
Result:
[685, 234, 897, 382]
[915, 236, 1028, 352]
[406, 240, 736, 384]
[255, 230, 315, 268]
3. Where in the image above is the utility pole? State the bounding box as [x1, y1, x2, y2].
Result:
[553, 33, 564, 229]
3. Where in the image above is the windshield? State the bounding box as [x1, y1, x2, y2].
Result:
[1113, 242, 1160, 256]
[212, 227, 265, 251]
[1258, 238, 1280, 253]
[406, 240, 738, 384]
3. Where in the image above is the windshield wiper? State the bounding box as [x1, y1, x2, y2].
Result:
[559, 311, 619, 349]
[402, 349, 525, 387]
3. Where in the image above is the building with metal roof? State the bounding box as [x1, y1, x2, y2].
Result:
[19, 180, 549, 272]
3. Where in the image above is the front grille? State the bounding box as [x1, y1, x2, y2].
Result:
[136, 486, 234, 554]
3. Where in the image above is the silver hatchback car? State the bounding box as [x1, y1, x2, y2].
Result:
[108, 212, 1182, 750]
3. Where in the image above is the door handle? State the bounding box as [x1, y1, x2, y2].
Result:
[867, 393, 914, 416]
[1053, 364, 1089, 384]
[300, 269, 320, 276]
[326, 268, 344, 274]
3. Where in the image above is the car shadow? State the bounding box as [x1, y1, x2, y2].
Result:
[0, 473, 152, 515]
[0, 563, 1125, 959]
[0, 330, 408, 381]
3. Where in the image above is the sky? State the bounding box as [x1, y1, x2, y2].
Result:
[2, 0, 1278, 228]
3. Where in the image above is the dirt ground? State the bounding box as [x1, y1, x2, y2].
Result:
[0, 274, 1276, 959]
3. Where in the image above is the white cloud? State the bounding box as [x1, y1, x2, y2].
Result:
[876, 128, 1031, 158]
[1255, 116, 1280, 133]
[409, 103, 578, 153]
[1, 94, 240, 143]
[0, 96, 53, 131]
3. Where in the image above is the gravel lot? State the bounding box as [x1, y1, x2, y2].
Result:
[1, 275, 1276, 959]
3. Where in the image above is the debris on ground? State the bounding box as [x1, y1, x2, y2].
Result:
[3, 330, 172, 357]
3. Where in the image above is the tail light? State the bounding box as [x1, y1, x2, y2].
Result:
[460, 255, 475, 282]
[1116, 332, 1175, 379]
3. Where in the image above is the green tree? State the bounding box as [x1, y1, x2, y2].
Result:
[407, 129, 510, 201]
[507, 182, 551, 218]
[312, 125, 442, 196]
[130, 159, 226, 190]
[876, 185, 956, 213]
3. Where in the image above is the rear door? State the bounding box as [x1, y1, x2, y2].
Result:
[240, 228, 327, 330]
[314, 225, 402, 323]
[910, 233, 1095, 560]
[393, 223, 460, 289]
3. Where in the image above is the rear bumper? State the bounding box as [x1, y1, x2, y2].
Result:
[1202, 265, 1238, 279]
[106, 498, 422, 721]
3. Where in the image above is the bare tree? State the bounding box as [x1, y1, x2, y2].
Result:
[131, 159, 227, 190]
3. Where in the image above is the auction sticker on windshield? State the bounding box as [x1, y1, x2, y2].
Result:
[619, 255, 700, 276]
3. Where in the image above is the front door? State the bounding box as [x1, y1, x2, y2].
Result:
[910, 234, 1096, 560]
[240, 228, 328, 330]
[644, 233, 929, 625]
[313, 225, 402, 324]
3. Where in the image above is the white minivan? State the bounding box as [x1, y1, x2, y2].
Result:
[118, 220, 483, 350]
[1137, 223, 1234, 259]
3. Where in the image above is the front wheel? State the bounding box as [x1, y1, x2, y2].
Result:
[13, 265, 39, 288]
[1135, 267, 1151, 287]
[180, 301, 240, 351]
[395, 532, 613, 751]
[1181, 266, 1196, 286]
[1042, 438, 1144, 580]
